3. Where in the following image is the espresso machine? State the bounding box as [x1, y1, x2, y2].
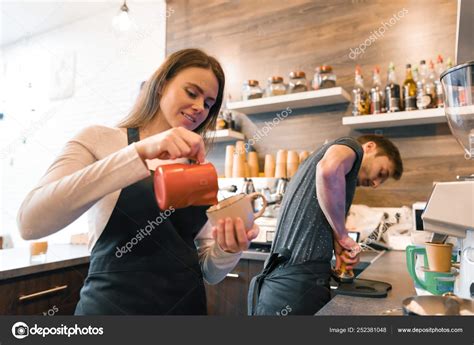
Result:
[422, 60, 474, 300]
[217, 177, 280, 246]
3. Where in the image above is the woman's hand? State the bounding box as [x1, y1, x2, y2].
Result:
[333, 234, 361, 271]
[135, 127, 206, 163]
[211, 217, 260, 254]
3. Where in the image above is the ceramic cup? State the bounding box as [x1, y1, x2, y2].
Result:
[206, 192, 267, 230]
[153, 162, 218, 210]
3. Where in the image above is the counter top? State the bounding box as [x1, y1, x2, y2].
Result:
[0, 244, 90, 281]
[317, 250, 415, 315]
[0, 243, 269, 280]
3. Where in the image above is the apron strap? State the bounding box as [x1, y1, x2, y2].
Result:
[248, 248, 291, 315]
[127, 127, 140, 144]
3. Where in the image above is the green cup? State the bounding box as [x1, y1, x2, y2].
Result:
[406, 245, 455, 295]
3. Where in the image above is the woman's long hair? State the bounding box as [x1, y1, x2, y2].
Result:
[117, 48, 225, 150]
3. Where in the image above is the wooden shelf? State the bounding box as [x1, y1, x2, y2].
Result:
[227, 87, 351, 115]
[342, 108, 447, 129]
[206, 129, 245, 143]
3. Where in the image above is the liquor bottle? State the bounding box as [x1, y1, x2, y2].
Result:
[446, 57, 453, 69]
[370, 66, 385, 114]
[223, 94, 235, 130]
[425, 60, 438, 108]
[352, 66, 370, 116]
[435, 54, 445, 75]
[403, 64, 417, 111]
[385, 62, 401, 112]
[435, 55, 445, 107]
[416, 60, 429, 109]
[412, 65, 419, 84]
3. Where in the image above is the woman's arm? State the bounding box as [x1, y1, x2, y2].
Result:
[17, 126, 150, 240]
[194, 221, 242, 285]
[194, 218, 260, 285]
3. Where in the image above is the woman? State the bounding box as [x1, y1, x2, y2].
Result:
[17, 49, 259, 315]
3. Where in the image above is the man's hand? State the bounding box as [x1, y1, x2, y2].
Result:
[334, 234, 361, 271]
[211, 217, 259, 253]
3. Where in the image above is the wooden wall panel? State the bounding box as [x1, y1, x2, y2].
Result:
[166, 0, 474, 207]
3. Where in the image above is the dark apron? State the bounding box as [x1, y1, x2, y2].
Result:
[248, 248, 331, 316]
[75, 128, 208, 315]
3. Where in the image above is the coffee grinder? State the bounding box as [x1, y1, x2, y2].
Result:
[422, 60, 474, 299]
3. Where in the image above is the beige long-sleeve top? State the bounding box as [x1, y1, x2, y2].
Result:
[16, 125, 241, 284]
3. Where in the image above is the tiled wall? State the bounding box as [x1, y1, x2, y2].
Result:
[0, 1, 167, 248]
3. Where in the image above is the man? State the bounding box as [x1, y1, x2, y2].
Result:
[248, 135, 403, 316]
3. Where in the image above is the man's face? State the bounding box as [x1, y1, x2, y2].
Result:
[357, 143, 395, 188]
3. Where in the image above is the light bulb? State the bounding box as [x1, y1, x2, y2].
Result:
[113, 10, 131, 32]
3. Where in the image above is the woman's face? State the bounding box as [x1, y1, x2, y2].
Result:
[158, 67, 219, 131]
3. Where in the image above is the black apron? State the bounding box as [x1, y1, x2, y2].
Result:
[248, 248, 331, 316]
[75, 128, 208, 315]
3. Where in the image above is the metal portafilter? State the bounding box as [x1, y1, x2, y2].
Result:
[332, 246, 361, 284]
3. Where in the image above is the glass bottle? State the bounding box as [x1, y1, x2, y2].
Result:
[425, 60, 438, 108]
[370, 66, 385, 114]
[416, 60, 430, 109]
[288, 71, 308, 93]
[385, 62, 401, 112]
[352, 65, 370, 116]
[311, 66, 321, 90]
[403, 64, 417, 111]
[412, 65, 419, 84]
[446, 57, 453, 69]
[223, 94, 235, 130]
[435, 55, 445, 108]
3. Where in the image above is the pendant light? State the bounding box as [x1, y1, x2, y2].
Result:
[112, 0, 132, 33]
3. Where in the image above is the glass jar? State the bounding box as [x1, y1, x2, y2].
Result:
[242, 80, 263, 100]
[266, 76, 287, 96]
[288, 71, 308, 93]
[215, 110, 228, 130]
[312, 65, 337, 90]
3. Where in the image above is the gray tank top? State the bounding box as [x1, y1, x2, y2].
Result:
[270, 137, 364, 266]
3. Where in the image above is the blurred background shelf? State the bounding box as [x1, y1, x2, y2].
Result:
[227, 87, 351, 115]
[207, 129, 245, 143]
[342, 108, 447, 129]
